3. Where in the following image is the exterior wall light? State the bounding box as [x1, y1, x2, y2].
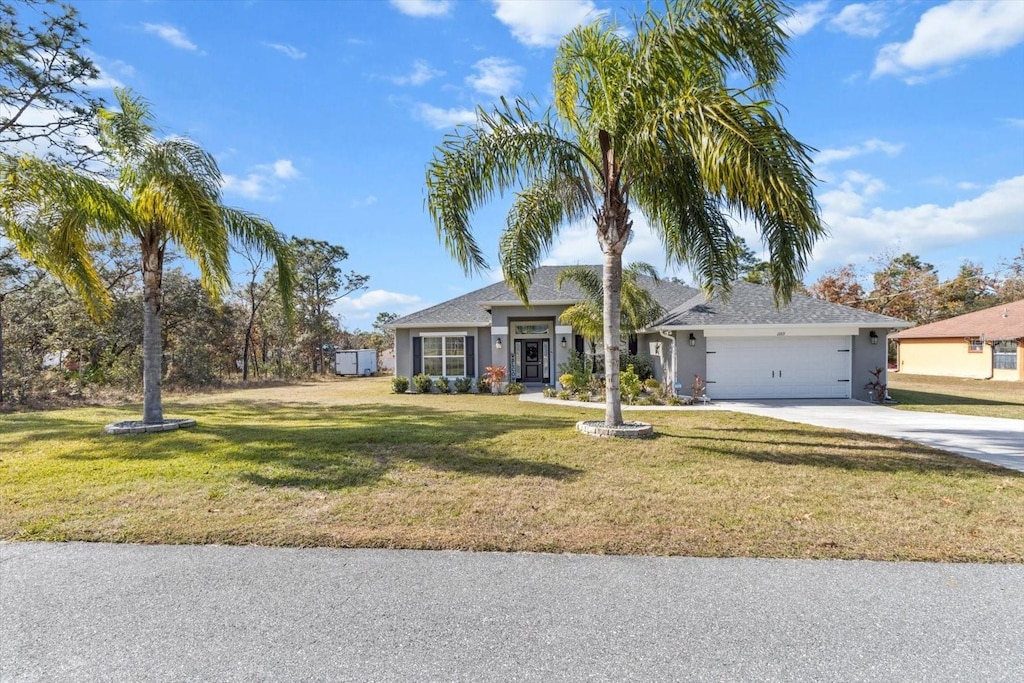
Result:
[495, 337, 502, 350]
[869, 331, 879, 345]
[688, 333, 696, 347]
[560, 336, 567, 349]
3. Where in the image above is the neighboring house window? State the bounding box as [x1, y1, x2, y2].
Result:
[422, 336, 466, 376]
[993, 341, 1018, 370]
[967, 338, 984, 353]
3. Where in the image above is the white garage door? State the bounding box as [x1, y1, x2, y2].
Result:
[706, 336, 852, 399]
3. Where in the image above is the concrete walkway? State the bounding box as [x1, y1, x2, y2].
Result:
[2, 543, 1022, 681]
[520, 393, 1024, 472]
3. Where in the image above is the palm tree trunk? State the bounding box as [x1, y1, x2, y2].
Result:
[141, 237, 164, 424]
[602, 248, 623, 426]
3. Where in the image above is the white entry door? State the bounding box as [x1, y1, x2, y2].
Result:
[705, 336, 852, 399]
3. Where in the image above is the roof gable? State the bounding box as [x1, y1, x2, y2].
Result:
[894, 300, 1024, 341]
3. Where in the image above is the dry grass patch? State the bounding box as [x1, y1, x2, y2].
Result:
[888, 373, 1024, 419]
[1, 378, 1021, 561]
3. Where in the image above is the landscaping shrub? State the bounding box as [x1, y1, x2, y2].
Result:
[620, 352, 653, 381]
[412, 373, 433, 394]
[557, 389, 573, 401]
[391, 376, 409, 394]
[558, 351, 590, 392]
[620, 364, 642, 403]
[587, 375, 605, 396]
[434, 377, 451, 394]
[476, 377, 490, 393]
[644, 378, 661, 392]
[482, 365, 507, 394]
[542, 387, 558, 398]
[506, 381, 524, 395]
[577, 392, 591, 402]
[558, 373, 576, 391]
[666, 395, 685, 406]
[453, 377, 473, 394]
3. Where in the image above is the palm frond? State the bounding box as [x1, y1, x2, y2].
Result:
[500, 172, 590, 302]
[425, 98, 599, 276]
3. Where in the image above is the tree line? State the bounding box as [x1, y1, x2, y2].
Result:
[1, 1, 383, 411]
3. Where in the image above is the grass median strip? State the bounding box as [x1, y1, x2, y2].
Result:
[2, 378, 1021, 561]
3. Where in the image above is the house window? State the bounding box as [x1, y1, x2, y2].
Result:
[967, 338, 984, 353]
[422, 336, 466, 376]
[993, 341, 1018, 370]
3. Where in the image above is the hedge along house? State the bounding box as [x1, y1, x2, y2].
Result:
[390, 266, 912, 400]
[892, 299, 1024, 382]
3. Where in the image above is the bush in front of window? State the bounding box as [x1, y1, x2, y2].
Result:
[391, 377, 410, 393]
[476, 377, 490, 393]
[506, 381, 525, 395]
[453, 377, 473, 393]
[434, 376, 452, 394]
[412, 373, 434, 394]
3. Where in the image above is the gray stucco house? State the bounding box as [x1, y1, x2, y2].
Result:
[390, 266, 911, 401]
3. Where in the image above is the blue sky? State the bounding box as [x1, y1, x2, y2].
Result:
[70, 0, 1024, 329]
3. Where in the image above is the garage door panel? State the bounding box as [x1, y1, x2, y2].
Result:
[706, 336, 851, 399]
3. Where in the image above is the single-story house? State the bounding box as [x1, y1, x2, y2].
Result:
[389, 266, 912, 401]
[893, 299, 1024, 381]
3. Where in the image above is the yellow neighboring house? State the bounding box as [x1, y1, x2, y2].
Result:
[894, 300, 1024, 381]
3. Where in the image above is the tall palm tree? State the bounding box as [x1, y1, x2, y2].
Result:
[1, 88, 294, 424]
[557, 262, 664, 373]
[425, 0, 823, 427]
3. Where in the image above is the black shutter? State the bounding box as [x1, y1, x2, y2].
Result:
[412, 337, 422, 375]
[574, 335, 585, 353]
[628, 335, 638, 355]
[465, 335, 475, 377]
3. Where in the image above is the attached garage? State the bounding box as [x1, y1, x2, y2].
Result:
[705, 336, 852, 399]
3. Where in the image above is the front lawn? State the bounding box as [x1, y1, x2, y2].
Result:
[888, 373, 1024, 419]
[1, 378, 1021, 562]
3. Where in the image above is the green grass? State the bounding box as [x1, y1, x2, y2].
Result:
[1, 378, 1021, 561]
[888, 373, 1024, 419]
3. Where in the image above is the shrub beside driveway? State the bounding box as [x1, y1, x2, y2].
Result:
[1, 378, 1021, 562]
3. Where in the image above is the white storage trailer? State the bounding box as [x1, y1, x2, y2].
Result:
[335, 349, 377, 376]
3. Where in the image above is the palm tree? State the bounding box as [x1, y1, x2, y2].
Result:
[425, 0, 823, 427]
[1, 88, 294, 424]
[557, 262, 664, 374]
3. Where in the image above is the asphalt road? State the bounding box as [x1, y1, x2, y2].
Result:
[2, 543, 1022, 681]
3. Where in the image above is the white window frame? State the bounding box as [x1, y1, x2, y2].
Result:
[421, 334, 467, 377]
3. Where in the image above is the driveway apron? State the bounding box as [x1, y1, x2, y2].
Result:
[720, 399, 1023, 472]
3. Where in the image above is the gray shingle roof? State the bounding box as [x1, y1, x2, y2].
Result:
[653, 281, 913, 328]
[390, 265, 698, 327]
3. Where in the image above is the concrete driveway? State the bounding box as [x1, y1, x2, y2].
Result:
[521, 393, 1023, 472]
[720, 400, 1023, 472]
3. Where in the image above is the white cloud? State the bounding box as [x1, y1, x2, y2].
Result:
[813, 175, 1024, 269]
[390, 0, 452, 18]
[779, 1, 830, 37]
[143, 23, 201, 52]
[413, 103, 477, 129]
[334, 289, 425, 327]
[390, 60, 444, 86]
[873, 0, 1024, 82]
[351, 195, 378, 208]
[466, 57, 524, 97]
[272, 159, 299, 179]
[1005, 118, 1024, 129]
[222, 159, 300, 200]
[492, 0, 602, 48]
[828, 3, 887, 37]
[814, 138, 903, 169]
[264, 42, 306, 60]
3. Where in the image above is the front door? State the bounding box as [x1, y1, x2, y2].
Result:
[522, 340, 542, 382]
